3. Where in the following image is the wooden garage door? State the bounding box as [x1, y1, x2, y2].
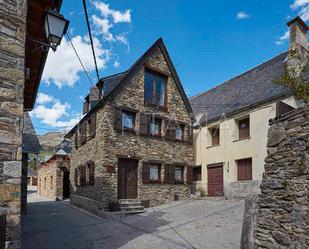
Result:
[207, 164, 223, 196]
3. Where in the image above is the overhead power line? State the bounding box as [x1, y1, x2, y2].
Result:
[82, 0, 100, 82]
[66, 33, 94, 87]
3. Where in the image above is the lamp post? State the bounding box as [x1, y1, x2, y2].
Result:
[44, 9, 70, 51]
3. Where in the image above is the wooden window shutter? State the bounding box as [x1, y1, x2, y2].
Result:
[142, 161, 150, 184]
[164, 164, 171, 184]
[239, 118, 250, 139]
[184, 125, 193, 144]
[165, 121, 176, 140]
[90, 113, 96, 137]
[114, 108, 122, 130]
[187, 165, 193, 184]
[237, 158, 252, 181]
[169, 164, 175, 184]
[140, 114, 149, 135]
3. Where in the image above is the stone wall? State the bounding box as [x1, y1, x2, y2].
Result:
[69, 46, 193, 208]
[0, 0, 26, 248]
[251, 105, 309, 248]
[38, 160, 69, 200]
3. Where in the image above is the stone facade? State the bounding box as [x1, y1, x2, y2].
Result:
[37, 155, 70, 200]
[0, 0, 26, 248]
[252, 105, 309, 248]
[68, 42, 194, 208]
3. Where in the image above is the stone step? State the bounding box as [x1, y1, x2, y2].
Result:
[119, 202, 142, 207]
[120, 205, 144, 210]
[124, 210, 146, 215]
[118, 199, 141, 204]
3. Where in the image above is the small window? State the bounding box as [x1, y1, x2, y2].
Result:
[144, 69, 167, 106]
[149, 118, 162, 136]
[175, 166, 184, 183]
[149, 164, 161, 183]
[44, 178, 46, 190]
[209, 126, 220, 146]
[175, 124, 184, 140]
[238, 117, 250, 139]
[50, 176, 53, 189]
[237, 158, 252, 181]
[122, 111, 135, 130]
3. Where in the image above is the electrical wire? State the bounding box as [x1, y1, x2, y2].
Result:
[66, 33, 94, 87]
[82, 0, 100, 82]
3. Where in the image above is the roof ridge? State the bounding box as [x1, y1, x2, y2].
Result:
[190, 51, 287, 100]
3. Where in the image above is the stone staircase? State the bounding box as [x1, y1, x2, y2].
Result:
[118, 199, 145, 214]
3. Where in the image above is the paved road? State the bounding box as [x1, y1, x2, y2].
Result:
[22, 189, 244, 249]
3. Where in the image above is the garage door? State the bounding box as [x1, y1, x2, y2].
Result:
[207, 164, 224, 196]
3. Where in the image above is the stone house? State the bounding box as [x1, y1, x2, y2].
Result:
[190, 17, 307, 199]
[27, 168, 37, 186]
[0, 1, 64, 248]
[65, 38, 195, 212]
[37, 149, 70, 200]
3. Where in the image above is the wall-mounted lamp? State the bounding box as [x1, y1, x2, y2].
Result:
[29, 9, 69, 52]
[44, 9, 70, 51]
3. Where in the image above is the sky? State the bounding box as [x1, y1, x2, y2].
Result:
[30, 0, 309, 134]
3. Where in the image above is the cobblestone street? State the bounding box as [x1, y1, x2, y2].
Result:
[22, 188, 244, 249]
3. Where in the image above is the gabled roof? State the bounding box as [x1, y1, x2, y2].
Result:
[190, 52, 293, 123]
[22, 112, 42, 154]
[66, 38, 194, 137]
[55, 149, 68, 156]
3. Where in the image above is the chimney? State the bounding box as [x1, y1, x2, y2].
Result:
[287, 16, 309, 77]
[89, 87, 101, 109]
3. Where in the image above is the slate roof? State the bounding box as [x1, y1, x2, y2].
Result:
[55, 138, 73, 154]
[66, 38, 194, 138]
[22, 112, 42, 154]
[190, 52, 293, 123]
[28, 168, 37, 177]
[55, 149, 68, 156]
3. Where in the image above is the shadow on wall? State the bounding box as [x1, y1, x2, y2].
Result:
[70, 176, 118, 206]
[21, 199, 189, 249]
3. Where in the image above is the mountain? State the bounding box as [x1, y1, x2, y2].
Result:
[38, 132, 66, 150]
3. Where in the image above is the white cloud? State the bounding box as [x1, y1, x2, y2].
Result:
[299, 5, 309, 21]
[91, 15, 114, 41]
[275, 31, 290, 45]
[42, 35, 111, 88]
[93, 1, 131, 23]
[291, 0, 309, 10]
[31, 95, 80, 129]
[236, 11, 250, 20]
[36, 93, 55, 104]
[113, 60, 120, 68]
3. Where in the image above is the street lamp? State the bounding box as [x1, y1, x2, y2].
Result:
[44, 9, 70, 51]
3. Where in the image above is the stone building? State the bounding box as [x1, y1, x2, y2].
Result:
[0, 1, 64, 248]
[190, 17, 306, 199]
[65, 38, 194, 213]
[38, 149, 70, 200]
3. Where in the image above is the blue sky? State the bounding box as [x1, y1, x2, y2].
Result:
[31, 0, 309, 134]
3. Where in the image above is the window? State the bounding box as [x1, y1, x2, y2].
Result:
[149, 118, 162, 136]
[209, 126, 220, 146]
[144, 69, 167, 106]
[44, 178, 46, 190]
[237, 158, 252, 181]
[149, 164, 161, 183]
[122, 111, 135, 130]
[193, 166, 202, 181]
[175, 124, 184, 140]
[50, 176, 53, 189]
[238, 117, 250, 139]
[175, 166, 184, 183]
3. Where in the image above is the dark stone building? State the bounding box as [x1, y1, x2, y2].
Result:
[66, 38, 195, 214]
[0, 1, 63, 248]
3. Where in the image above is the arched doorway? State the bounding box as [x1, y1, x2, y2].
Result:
[62, 170, 70, 199]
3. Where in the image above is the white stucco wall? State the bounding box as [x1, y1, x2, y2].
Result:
[193, 96, 301, 197]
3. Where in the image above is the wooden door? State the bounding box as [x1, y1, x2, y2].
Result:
[62, 171, 70, 199]
[207, 164, 224, 196]
[118, 159, 138, 199]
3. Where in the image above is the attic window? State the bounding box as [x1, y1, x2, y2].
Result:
[144, 69, 167, 107]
